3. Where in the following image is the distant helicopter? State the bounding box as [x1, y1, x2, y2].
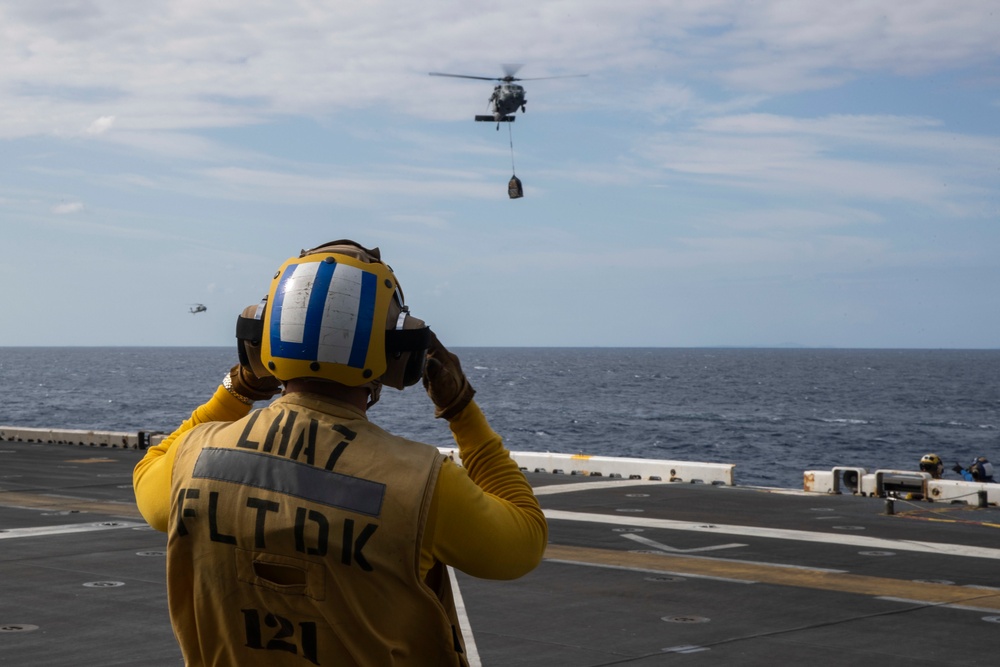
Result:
[429, 64, 586, 128]
[189, 304, 206, 314]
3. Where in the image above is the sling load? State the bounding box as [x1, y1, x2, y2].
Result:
[508, 175, 523, 199]
[429, 65, 588, 199]
[506, 122, 523, 199]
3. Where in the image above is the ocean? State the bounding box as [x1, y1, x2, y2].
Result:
[2, 347, 997, 489]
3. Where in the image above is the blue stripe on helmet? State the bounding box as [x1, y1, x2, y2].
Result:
[269, 263, 297, 358]
[271, 260, 381, 371]
[269, 261, 335, 362]
[299, 259, 337, 361]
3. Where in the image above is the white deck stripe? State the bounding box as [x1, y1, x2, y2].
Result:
[0, 521, 145, 539]
[543, 557, 757, 584]
[620, 533, 848, 572]
[448, 566, 482, 667]
[544, 509, 1000, 560]
[532, 480, 661, 495]
[877, 597, 1000, 614]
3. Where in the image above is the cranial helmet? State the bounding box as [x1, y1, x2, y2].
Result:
[237, 240, 430, 393]
[919, 453, 943, 477]
[970, 457, 994, 482]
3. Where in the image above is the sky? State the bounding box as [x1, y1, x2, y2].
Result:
[1, 0, 998, 348]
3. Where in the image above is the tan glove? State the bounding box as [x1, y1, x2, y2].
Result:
[422, 331, 475, 420]
[225, 363, 282, 404]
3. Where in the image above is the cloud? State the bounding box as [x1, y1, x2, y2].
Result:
[101, 129, 259, 162]
[640, 112, 999, 210]
[200, 166, 498, 204]
[52, 201, 84, 214]
[700, 207, 884, 233]
[85, 115, 115, 134]
[1, 2, 997, 139]
[694, 2, 1000, 91]
[384, 213, 450, 229]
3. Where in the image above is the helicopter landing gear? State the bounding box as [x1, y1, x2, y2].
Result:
[475, 115, 515, 124]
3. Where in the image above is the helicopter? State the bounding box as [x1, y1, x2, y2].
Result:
[429, 64, 586, 127]
[189, 303, 206, 314]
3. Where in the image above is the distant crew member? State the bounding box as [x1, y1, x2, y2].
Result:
[133, 239, 547, 666]
[918, 453, 944, 479]
[952, 457, 996, 483]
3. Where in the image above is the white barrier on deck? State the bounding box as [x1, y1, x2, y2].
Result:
[0, 426, 735, 486]
[439, 449, 735, 486]
[804, 467, 1000, 506]
[0, 426, 151, 449]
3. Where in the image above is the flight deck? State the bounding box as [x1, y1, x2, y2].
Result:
[2, 437, 998, 666]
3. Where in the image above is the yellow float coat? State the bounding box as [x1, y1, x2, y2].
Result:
[134, 388, 547, 666]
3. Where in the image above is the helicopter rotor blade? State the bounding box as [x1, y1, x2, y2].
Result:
[511, 74, 589, 81]
[501, 63, 525, 79]
[429, 72, 499, 81]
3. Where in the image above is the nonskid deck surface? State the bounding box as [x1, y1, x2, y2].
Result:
[2, 441, 999, 666]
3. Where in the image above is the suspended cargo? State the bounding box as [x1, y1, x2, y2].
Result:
[508, 175, 523, 199]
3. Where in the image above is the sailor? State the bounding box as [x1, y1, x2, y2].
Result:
[952, 457, 996, 483]
[133, 240, 547, 666]
[918, 453, 944, 479]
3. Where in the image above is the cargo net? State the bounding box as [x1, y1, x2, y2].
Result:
[508, 175, 523, 199]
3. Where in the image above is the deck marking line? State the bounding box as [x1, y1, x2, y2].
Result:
[544, 557, 756, 584]
[532, 480, 661, 495]
[0, 491, 142, 518]
[621, 534, 849, 572]
[0, 521, 146, 540]
[544, 509, 1000, 560]
[448, 567, 482, 667]
[623, 532, 746, 553]
[544, 544, 1000, 611]
[876, 597, 1000, 614]
[663, 645, 710, 654]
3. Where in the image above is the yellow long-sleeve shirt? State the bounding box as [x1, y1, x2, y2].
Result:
[133, 386, 547, 581]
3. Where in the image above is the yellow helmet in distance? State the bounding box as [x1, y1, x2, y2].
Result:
[919, 453, 943, 477]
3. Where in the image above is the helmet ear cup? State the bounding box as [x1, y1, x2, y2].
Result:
[402, 348, 427, 387]
[382, 312, 430, 389]
[236, 300, 272, 380]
